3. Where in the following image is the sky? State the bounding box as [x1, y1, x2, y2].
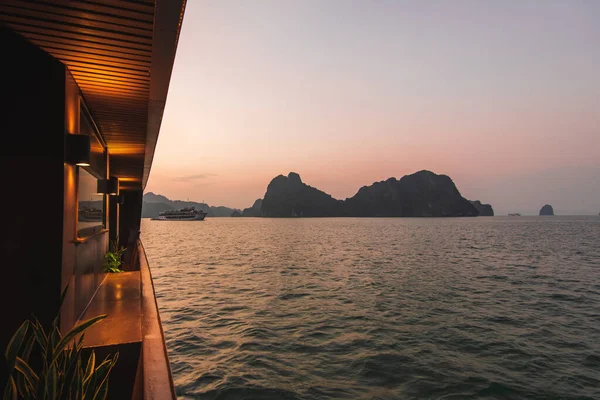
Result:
[145, 0, 600, 215]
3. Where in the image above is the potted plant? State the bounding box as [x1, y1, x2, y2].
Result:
[104, 240, 126, 273]
[3, 288, 118, 399]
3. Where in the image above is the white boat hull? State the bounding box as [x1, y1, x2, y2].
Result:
[151, 214, 206, 221]
[151, 210, 207, 221]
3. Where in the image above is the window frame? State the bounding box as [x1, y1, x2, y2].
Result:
[76, 99, 108, 238]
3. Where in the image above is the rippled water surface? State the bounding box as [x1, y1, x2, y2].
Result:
[141, 217, 600, 399]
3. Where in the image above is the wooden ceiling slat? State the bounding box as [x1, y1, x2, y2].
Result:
[79, 87, 149, 100]
[37, 0, 154, 23]
[78, 79, 148, 89]
[100, 128, 147, 134]
[103, 131, 146, 136]
[83, 0, 155, 15]
[3, 1, 153, 30]
[101, 131, 145, 137]
[0, 5, 153, 40]
[75, 74, 147, 86]
[65, 62, 149, 80]
[93, 115, 148, 122]
[72, 71, 150, 86]
[105, 140, 147, 145]
[39, 44, 151, 67]
[28, 37, 152, 63]
[5, 22, 152, 52]
[84, 92, 150, 102]
[21, 31, 152, 58]
[104, 136, 146, 141]
[102, 130, 148, 136]
[2, 15, 152, 47]
[84, 99, 149, 110]
[80, 89, 149, 101]
[76, 77, 148, 92]
[92, 108, 148, 115]
[49, 49, 151, 71]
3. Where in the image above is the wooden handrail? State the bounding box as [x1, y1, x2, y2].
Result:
[138, 239, 176, 399]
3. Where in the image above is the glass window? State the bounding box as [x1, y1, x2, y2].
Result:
[77, 102, 106, 238]
[77, 168, 105, 237]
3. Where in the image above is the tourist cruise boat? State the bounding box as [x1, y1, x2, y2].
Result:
[78, 207, 103, 222]
[152, 207, 207, 221]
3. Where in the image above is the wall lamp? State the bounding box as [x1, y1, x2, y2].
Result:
[65, 134, 90, 166]
[97, 177, 119, 195]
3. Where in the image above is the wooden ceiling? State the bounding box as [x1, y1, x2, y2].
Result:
[0, 0, 186, 190]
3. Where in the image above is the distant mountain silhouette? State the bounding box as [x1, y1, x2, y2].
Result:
[142, 192, 234, 218]
[257, 170, 483, 217]
[262, 173, 343, 217]
[79, 200, 103, 210]
[470, 200, 494, 216]
[141, 202, 173, 218]
[242, 199, 263, 217]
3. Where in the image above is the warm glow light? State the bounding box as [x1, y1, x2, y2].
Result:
[76, 163, 91, 167]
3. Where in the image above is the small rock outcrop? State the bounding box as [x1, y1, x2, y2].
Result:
[539, 204, 554, 216]
[242, 199, 263, 217]
[470, 200, 494, 216]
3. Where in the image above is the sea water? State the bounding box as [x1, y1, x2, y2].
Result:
[141, 216, 600, 399]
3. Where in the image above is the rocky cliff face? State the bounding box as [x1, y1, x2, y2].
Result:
[343, 170, 478, 217]
[242, 199, 263, 217]
[539, 204, 554, 216]
[261, 172, 343, 217]
[470, 200, 494, 216]
[260, 170, 479, 218]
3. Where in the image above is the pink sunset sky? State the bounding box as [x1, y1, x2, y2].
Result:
[145, 1, 600, 215]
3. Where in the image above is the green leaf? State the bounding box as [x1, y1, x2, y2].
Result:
[90, 354, 118, 400]
[70, 356, 82, 399]
[58, 343, 80, 398]
[3, 375, 17, 400]
[14, 357, 39, 391]
[5, 321, 29, 373]
[52, 315, 106, 364]
[47, 364, 58, 400]
[46, 324, 62, 368]
[60, 282, 70, 309]
[84, 351, 95, 384]
[31, 319, 48, 356]
[20, 334, 36, 362]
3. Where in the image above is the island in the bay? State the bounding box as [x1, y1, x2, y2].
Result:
[254, 170, 493, 217]
[539, 204, 555, 216]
